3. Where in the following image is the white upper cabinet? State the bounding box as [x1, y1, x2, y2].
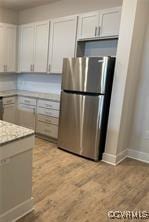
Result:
[18, 21, 50, 73]
[77, 11, 99, 39]
[77, 7, 121, 40]
[99, 7, 121, 38]
[34, 21, 50, 73]
[0, 23, 17, 73]
[6, 24, 17, 72]
[0, 24, 5, 72]
[18, 23, 34, 72]
[48, 16, 78, 74]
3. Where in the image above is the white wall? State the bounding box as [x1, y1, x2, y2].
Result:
[103, 0, 149, 164]
[18, 0, 122, 24]
[17, 74, 62, 94]
[0, 74, 17, 91]
[0, 8, 18, 24]
[129, 19, 149, 155]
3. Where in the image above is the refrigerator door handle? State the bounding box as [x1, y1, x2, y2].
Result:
[98, 96, 104, 129]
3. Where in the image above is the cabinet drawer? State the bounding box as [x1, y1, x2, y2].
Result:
[3, 97, 16, 105]
[36, 122, 58, 139]
[18, 104, 36, 113]
[18, 96, 36, 106]
[37, 114, 59, 125]
[37, 107, 59, 118]
[38, 99, 60, 110]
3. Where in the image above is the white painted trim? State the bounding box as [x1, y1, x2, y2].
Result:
[128, 149, 149, 164]
[0, 198, 34, 222]
[102, 149, 128, 166]
[102, 153, 117, 165]
[115, 149, 128, 165]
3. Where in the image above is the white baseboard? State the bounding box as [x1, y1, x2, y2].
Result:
[102, 149, 128, 166]
[102, 148, 149, 166]
[128, 149, 149, 164]
[102, 153, 117, 165]
[0, 198, 34, 222]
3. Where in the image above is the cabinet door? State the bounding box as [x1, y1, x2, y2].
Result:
[77, 12, 99, 40]
[5, 25, 17, 72]
[100, 7, 121, 37]
[17, 104, 36, 130]
[48, 16, 77, 74]
[0, 24, 6, 72]
[18, 24, 34, 72]
[34, 21, 50, 73]
[3, 104, 16, 124]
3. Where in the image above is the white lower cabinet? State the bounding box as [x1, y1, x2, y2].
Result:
[37, 107, 59, 118]
[3, 96, 60, 140]
[36, 120, 58, 139]
[37, 114, 59, 125]
[3, 97, 16, 124]
[17, 97, 36, 130]
[36, 99, 60, 139]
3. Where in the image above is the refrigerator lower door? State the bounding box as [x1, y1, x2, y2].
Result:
[58, 92, 104, 160]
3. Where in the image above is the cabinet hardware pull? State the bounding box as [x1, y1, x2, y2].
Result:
[95, 26, 98, 36]
[4, 65, 6, 72]
[32, 64, 34, 72]
[48, 64, 51, 73]
[30, 65, 32, 72]
[98, 26, 100, 36]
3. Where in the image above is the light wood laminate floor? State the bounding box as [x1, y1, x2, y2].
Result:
[18, 138, 149, 222]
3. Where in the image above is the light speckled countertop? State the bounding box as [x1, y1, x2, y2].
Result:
[0, 121, 34, 146]
[0, 90, 60, 102]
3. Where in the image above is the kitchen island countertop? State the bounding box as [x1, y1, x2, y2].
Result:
[0, 120, 34, 146]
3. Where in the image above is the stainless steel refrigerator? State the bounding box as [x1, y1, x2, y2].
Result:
[58, 57, 115, 161]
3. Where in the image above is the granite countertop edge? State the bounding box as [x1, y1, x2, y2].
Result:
[0, 120, 35, 146]
[0, 132, 35, 146]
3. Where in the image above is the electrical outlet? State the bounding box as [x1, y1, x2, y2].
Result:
[144, 130, 149, 140]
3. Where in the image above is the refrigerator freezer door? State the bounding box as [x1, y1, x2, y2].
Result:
[58, 92, 104, 160]
[62, 57, 109, 94]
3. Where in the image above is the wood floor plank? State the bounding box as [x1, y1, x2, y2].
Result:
[17, 138, 149, 222]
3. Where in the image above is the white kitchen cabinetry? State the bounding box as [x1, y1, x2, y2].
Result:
[34, 21, 50, 72]
[77, 7, 121, 40]
[6, 24, 17, 72]
[3, 97, 16, 124]
[18, 24, 34, 72]
[18, 21, 49, 73]
[0, 24, 5, 72]
[0, 23, 17, 73]
[48, 16, 78, 74]
[100, 7, 121, 38]
[77, 11, 99, 39]
[36, 99, 60, 139]
[17, 96, 36, 130]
